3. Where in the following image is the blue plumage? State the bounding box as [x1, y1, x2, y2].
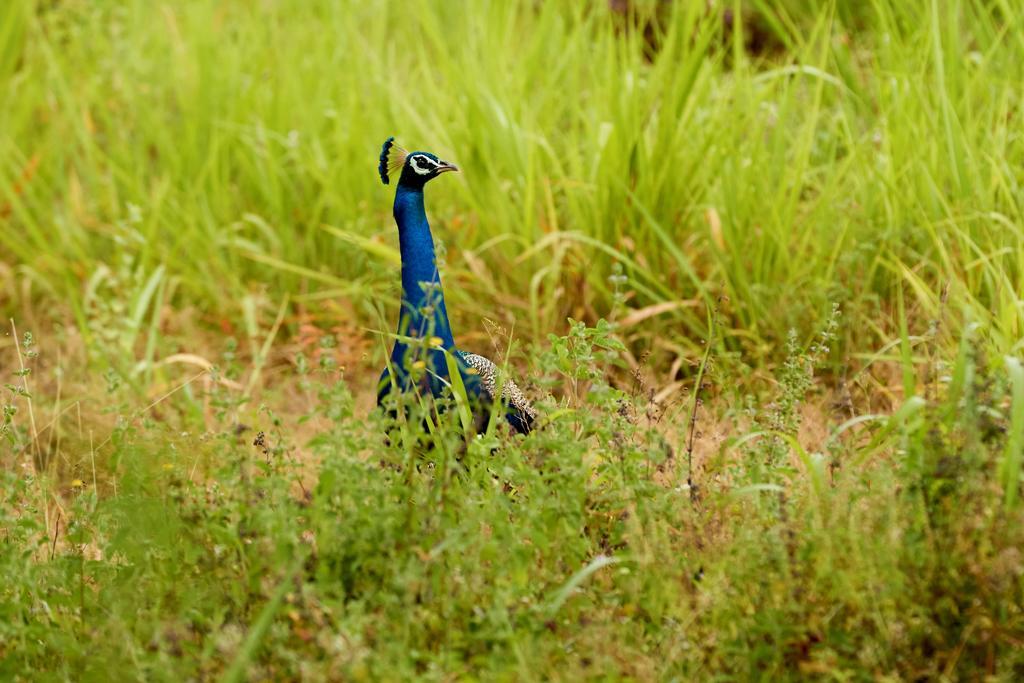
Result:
[375, 138, 535, 434]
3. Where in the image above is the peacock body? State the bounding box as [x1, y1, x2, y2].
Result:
[375, 137, 535, 434]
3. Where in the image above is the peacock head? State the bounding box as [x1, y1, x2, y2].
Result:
[379, 137, 458, 189]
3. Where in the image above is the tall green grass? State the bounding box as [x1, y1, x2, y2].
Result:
[2, 0, 1022, 373]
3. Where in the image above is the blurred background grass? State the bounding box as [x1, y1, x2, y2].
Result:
[3, 0, 1022, 386]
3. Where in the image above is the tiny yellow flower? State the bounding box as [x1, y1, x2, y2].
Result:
[412, 360, 427, 370]
[70, 479, 84, 488]
[428, 336, 444, 348]
[162, 463, 174, 471]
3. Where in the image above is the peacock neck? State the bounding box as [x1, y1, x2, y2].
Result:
[392, 185, 456, 351]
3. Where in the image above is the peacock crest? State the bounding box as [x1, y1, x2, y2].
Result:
[378, 136, 408, 185]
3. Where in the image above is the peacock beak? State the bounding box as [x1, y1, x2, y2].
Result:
[436, 160, 459, 174]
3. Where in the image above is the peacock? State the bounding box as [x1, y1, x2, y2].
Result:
[375, 137, 536, 434]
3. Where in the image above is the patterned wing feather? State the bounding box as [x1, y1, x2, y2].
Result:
[458, 351, 537, 429]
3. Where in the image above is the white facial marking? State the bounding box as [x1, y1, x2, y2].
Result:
[409, 154, 439, 176]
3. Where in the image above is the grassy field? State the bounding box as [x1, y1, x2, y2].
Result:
[2, 0, 1024, 679]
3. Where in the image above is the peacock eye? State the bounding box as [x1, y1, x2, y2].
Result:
[410, 155, 436, 175]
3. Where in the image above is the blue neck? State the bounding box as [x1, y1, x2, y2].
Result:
[392, 185, 456, 356]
